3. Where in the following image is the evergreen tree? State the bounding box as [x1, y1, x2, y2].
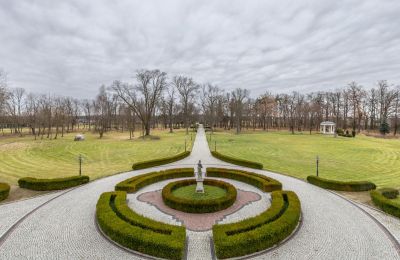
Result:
[379, 121, 390, 135]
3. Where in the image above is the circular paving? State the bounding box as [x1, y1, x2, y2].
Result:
[136, 177, 266, 231]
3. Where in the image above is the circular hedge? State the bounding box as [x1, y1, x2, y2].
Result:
[162, 179, 237, 213]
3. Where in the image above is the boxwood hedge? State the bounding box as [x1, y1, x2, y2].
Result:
[0, 182, 10, 201]
[115, 168, 194, 193]
[132, 151, 190, 170]
[206, 167, 282, 192]
[162, 179, 237, 213]
[210, 151, 263, 169]
[379, 188, 399, 199]
[370, 189, 400, 218]
[307, 175, 376, 191]
[96, 191, 186, 259]
[18, 175, 89, 191]
[213, 190, 301, 259]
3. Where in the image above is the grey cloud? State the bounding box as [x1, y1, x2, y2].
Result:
[0, 0, 400, 98]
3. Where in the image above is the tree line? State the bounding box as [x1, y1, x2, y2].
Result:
[1, 68, 399, 138]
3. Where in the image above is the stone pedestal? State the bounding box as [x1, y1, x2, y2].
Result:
[196, 180, 204, 193]
[195, 170, 204, 193]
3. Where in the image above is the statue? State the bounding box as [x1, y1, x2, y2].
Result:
[195, 160, 204, 193]
[197, 160, 203, 180]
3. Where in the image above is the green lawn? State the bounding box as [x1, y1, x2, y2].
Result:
[172, 184, 227, 200]
[209, 130, 400, 189]
[0, 129, 192, 184]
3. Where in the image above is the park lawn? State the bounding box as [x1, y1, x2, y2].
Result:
[393, 197, 400, 207]
[0, 129, 192, 185]
[208, 130, 400, 189]
[172, 184, 227, 200]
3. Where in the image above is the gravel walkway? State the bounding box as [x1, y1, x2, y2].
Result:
[0, 126, 399, 259]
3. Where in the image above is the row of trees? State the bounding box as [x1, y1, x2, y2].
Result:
[1, 68, 399, 139]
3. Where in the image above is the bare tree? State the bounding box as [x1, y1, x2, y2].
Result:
[165, 84, 176, 133]
[114, 70, 167, 136]
[173, 75, 198, 134]
[201, 83, 220, 131]
[231, 88, 249, 134]
[347, 82, 363, 132]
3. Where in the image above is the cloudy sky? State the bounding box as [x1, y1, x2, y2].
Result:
[1, 0, 400, 98]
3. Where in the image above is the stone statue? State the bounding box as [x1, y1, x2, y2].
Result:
[196, 160, 204, 193]
[197, 160, 203, 180]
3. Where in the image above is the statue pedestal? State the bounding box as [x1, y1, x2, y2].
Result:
[196, 180, 204, 193]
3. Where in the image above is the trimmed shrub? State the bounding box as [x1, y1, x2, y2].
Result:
[307, 175, 376, 191]
[162, 179, 237, 213]
[336, 128, 344, 135]
[370, 189, 400, 218]
[115, 168, 194, 193]
[18, 175, 89, 191]
[337, 129, 352, 137]
[207, 168, 282, 192]
[211, 151, 263, 169]
[132, 151, 190, 170]
[96, 191, 185, 260]
[213, 190, 301, 259]
[379, 188, 399, 199]
[0, 182, 10, 201]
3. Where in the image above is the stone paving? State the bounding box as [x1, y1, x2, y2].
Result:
[0, 191, 62, 239]
[138, 185, 262, 231]
[0, 125, 399, 259]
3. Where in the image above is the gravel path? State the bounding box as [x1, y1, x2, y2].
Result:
[0, 126, 399, 259]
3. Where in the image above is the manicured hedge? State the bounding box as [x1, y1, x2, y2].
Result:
[213, 190, 301, 259]
[0, 182, 10, 201]
[162, 179, 237, 213]
[96, 191, 186, 260]
[115, 168, 194, 193]
[210, 151, 263, 169]
[370, 189, 400, 218]
[132, 151, 190, 170]
[206, 168, 282, 192]
[307, 175, 376, 191]
[379, 188, 399, 199]
[18, 175, 90, 191]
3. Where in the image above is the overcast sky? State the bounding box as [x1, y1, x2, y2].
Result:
[1, 0, 400, 98]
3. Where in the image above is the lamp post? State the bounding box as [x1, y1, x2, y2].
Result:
[185, 138, 187, 152]
[214, 140, 217, 152]
[78, 154, 83, 176]
[316, 155, 319, 177]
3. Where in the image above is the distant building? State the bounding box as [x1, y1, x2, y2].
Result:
[320, 121, 336, 134]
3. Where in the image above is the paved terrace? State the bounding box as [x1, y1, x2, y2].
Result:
[0, 126, 399, 259]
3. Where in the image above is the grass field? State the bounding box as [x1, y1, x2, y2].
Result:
[0, 129, 192, 185]
[172, 184, 227, 200]
[208, 130, 400, 189]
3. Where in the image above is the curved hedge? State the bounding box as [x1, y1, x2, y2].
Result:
[211, 151, 263, 169]
[370, 189, 400, 218]
[162, 179, 237, 213]
[132, 151, 190, 170]
[115, 168, 194, 193]
[206, 167, 282, 192]
[0, 182, 10, 201]
[96, 191, 185, 259]
[18, 175, 89, 191]
[307, 175, 376, 191]
[213, 190, 301, 259]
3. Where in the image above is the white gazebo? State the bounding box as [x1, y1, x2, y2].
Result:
[320, 121, 336, 134]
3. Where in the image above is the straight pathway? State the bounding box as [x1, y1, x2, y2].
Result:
[0, 126, 398, 259]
